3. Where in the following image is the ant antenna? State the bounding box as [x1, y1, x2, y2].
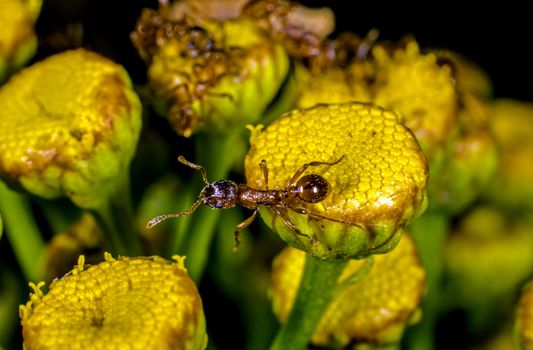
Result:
[146, 155, 211, 229]
[146, 196, 204, 228]
[177, 155, 210, 185]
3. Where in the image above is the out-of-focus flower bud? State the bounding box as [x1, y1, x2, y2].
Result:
[445, 206, 533, 328]
[0, 0, 41, 82]
[43, 213, 104, 281]
[371, 40, 458, 157]
[271, 233, 425, 347]
[0, 49, 142, 210]
[434, 50, 493, 98]
[517, 280, 533, 350]
[428, 93, 498, 213]
[132, 8, 289, 136]
[20, 254, 207, 350]
[245, 102, 428, 260]
[486, 99, 533, 209]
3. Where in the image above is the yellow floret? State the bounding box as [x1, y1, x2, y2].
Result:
[20, 254, 207, 350]
[271, 233, 425, 347]
[245, 102, 428, 259]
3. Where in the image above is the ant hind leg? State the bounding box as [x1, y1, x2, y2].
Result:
[287, 156, 345, 188]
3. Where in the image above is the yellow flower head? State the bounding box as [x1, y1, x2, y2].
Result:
[271, 233, 425, 347]
[0, 49, 142, 209]
[518, 280, 533, 349]
[245, 102, 428, 259]
[0, 0, 41, 82]
[20, 254, 207, 350]
[132, 8, 288, 136]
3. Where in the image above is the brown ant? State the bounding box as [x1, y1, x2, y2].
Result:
[147, 155, 345, 248]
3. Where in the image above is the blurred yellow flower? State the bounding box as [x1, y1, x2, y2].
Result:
[20, 254, 207, 350]
[271, 233, 425, 347]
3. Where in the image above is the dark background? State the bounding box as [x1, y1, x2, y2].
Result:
[37, 0, 532, 102]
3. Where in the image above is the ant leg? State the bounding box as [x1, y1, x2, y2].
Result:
[259, 159, 269, 190]
[177, 155, 210, 185]
[234, 209, 258, 250]
[288, 205, 364, 230]
[272, 206, 307, 239]
[286, 156, 345, 188]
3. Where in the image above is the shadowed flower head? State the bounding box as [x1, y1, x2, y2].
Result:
[0, 49, 142, 209]
[132, 6, 289, 136]
[271, 233, 425, 347]
[245, 102, 428, 259]
[20, 254, 207, 350]
[0, 0, 41, 82]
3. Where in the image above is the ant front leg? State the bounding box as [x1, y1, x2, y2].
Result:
[234, 209, 259, 251]
[286, 156, 345, 188]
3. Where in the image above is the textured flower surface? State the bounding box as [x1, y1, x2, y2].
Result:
[245, 102, 428, 259]
[20, 254, 207, 350]
[271, 233, 425, 347]
[0, 0, 41, 81]
[0, 49, 141, 209]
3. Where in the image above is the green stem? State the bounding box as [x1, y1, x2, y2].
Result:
[0, 181, 45, 281]
[405, 211, 449, 350]
[269, 255, 348, 350]
[183, 130, 242, 282]
[92, 169, 141, 256]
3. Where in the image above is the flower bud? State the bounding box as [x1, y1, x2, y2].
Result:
[271, 233, 425, 347]
[0, 0, 41, 82]
[245, 102, 428, 260]
[132, 8, 289, 136]
[20, 254, 208, 350]
[0, 49, 142, 209]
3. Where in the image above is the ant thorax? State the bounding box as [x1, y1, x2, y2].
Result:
[202, 180, 238, 209]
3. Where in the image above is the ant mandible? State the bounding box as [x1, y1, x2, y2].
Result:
[147, 155, 344, 248]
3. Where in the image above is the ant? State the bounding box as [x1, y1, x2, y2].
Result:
[147, 155, 345, 248]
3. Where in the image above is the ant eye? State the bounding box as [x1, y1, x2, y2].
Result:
[203, 186, 215, 196]
[297, 174, 330, 203]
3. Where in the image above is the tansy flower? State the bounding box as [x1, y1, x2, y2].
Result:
[518, 280, 533, 350]
[270, 233, 425, 348]
[245, 102, 428, 260]
[131, 6, 289, 137]
[0, 0, 41, 82]
[0, 49, 142, 210]
[20, 254, 207, 350]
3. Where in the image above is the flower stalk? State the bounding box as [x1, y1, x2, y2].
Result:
[269, 256, 348, 350]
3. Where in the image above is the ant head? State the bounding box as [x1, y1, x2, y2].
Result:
[202, 180, 238, 209]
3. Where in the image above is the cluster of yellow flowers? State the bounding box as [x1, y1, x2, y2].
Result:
[0, 0, 532, 349]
